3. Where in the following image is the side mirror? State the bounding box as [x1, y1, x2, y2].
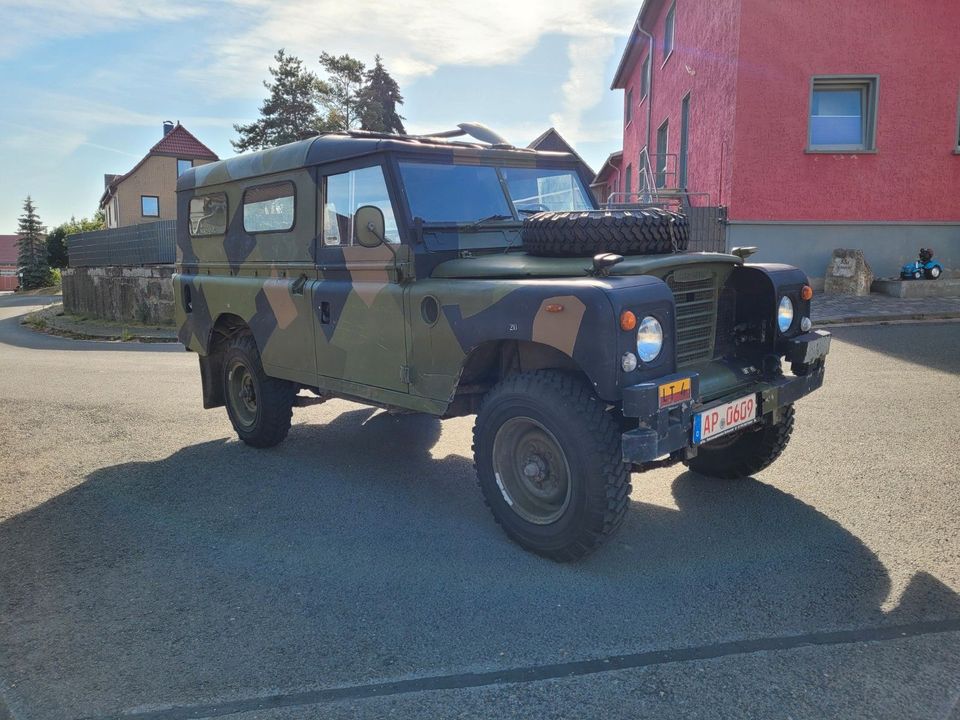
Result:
[354, 205, 386, 248]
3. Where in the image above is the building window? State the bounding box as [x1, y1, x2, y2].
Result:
[656, 120, 669, 188]
[808, 76, 878, 151]
[640, 55, 650, 100]
[188, 193, 228, 237]
[243, 181, 295, 233]
[625, 163, 633, 201]
[639, 147, 650, 199]
[177, 159, 193, 177]
[625, 88, 633, 125]
[141, 196, 159, 217]
[679, 93, 691, 189]
[663, 2, 676, 62]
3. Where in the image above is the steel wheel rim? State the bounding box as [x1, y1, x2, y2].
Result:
[227, 360, 258, 428]
[492, 416, 572, 525]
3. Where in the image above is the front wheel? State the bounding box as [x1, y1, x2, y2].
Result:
[473, 371, 631, 561]
[683, 405, 795, 479]
[222, 333, 296, 448]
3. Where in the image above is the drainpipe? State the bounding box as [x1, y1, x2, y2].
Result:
[634, 20, 655, 161]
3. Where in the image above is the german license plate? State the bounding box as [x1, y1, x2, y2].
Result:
[692, 394, 758, 444]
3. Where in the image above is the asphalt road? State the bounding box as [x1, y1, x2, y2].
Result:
[1, 293, 958, 720]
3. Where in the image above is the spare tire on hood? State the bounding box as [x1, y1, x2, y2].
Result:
[521, 208, 689, 257]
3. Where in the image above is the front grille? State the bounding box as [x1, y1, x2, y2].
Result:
[667, 269, 719, 367]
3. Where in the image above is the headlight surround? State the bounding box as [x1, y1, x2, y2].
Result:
[777, 296, 795, 333]
[636, 315, 663, 362]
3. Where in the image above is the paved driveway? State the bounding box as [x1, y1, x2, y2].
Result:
[0, 294, 958, 719]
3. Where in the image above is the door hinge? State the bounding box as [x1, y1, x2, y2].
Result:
[400, 365, 412, 384]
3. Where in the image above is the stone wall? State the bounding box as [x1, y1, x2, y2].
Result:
[61, 266, 175, 325]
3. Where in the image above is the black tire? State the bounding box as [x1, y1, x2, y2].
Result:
[927, 266, 941, 279]
[472, 371, 631, 561]
[683, 405, 795, 480]
[521, 209, 689, 257]
[222, 332, 296, 448]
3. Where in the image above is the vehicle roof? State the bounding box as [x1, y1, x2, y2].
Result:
[178, 131, 582, 192]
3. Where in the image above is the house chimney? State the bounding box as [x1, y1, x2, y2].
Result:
[163, 120, 175, 137]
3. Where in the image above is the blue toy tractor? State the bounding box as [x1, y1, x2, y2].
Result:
[901, 248, 944, 280]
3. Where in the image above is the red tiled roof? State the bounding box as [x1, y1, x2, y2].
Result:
[100, 123, 219, 207]
[0, 235, 19, 265]
[147, 124, 218, 160]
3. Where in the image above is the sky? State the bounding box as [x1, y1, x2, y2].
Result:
[0, 0, 639, 233]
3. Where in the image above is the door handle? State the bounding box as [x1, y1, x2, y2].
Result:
[291, 273, 307, 295]
[320, 301, 331, 324]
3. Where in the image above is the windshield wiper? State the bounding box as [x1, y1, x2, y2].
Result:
[467, 213, 515, 229]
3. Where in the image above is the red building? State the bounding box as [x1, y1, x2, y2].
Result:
[597, 0, 960, 280]
[0, 236, 18, 291]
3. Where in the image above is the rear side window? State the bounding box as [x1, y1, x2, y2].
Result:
[188, 193, 228, 237]
[243, 181, 295, 233]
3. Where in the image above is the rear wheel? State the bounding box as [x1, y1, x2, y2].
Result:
[473, 371, 631, 561]
[927, 266, 941, 279]
[684, 405, 795, 480]
[222, 333, 296, 448]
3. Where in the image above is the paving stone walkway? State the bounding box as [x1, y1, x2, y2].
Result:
[812, 294, 960, 324]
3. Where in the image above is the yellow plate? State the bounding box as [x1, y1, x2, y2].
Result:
[658, 378, 691, 409]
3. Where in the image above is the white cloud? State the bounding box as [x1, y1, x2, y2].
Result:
[0, 0, 207, 57]
[182, 0, 637, 143]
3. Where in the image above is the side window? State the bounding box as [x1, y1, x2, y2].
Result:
[243, 181, 295, 233]
[188, 192, 228, 237]
[323, 165, 399, 246]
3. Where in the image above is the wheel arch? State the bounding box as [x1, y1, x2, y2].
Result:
[445, 339, 593, 417]
[198, 312, 254, 409]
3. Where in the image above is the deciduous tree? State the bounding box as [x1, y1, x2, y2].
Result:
[46, 214, 104, 269]
[317, 52, 369, 131]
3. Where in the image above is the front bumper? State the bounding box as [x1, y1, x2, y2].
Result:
[620, 330, 830, 465]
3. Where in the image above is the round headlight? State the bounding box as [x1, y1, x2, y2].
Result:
[778, 296, 795, 333]
[636, 316, 663, 363]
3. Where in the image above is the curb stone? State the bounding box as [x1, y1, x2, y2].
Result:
[21, 303, 178, 343]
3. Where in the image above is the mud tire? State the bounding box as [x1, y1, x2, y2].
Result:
[222, 332, 296, 448]
[683, 404, 795, 480]
[473, 371, 632, 561]
[521, 209, 689, 257]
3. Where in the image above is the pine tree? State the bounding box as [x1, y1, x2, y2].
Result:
[317, 52, 369, 131]
[17, 196, 51, 290]
[232, 50, 327, 152]
[360, 55, 406, 134]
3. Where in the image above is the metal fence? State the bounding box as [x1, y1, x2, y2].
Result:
[685, 205, 727, 253]
[67, 220, 176, 267]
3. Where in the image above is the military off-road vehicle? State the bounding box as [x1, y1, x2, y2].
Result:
[174, 123, 830, 561]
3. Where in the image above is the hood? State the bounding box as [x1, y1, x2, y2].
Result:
[431, 251, 742, 279]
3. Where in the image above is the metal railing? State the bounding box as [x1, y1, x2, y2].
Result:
[68, 220, 176, 267]
[599, 192, 728, 254]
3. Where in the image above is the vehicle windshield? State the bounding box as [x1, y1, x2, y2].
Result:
[500, 167, 593, 214]
[398, 161, 593, 225]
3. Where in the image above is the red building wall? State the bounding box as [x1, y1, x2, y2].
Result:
[618, 0, 742, 206]
[730, 0, 960, 222]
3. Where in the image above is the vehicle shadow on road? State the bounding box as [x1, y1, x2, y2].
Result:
[2, 408, 958, 715]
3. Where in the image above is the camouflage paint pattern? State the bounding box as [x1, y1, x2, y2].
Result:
[174, 132, 764, 416]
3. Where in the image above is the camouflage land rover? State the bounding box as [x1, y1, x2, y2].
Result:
[174, 123, 830, 561]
